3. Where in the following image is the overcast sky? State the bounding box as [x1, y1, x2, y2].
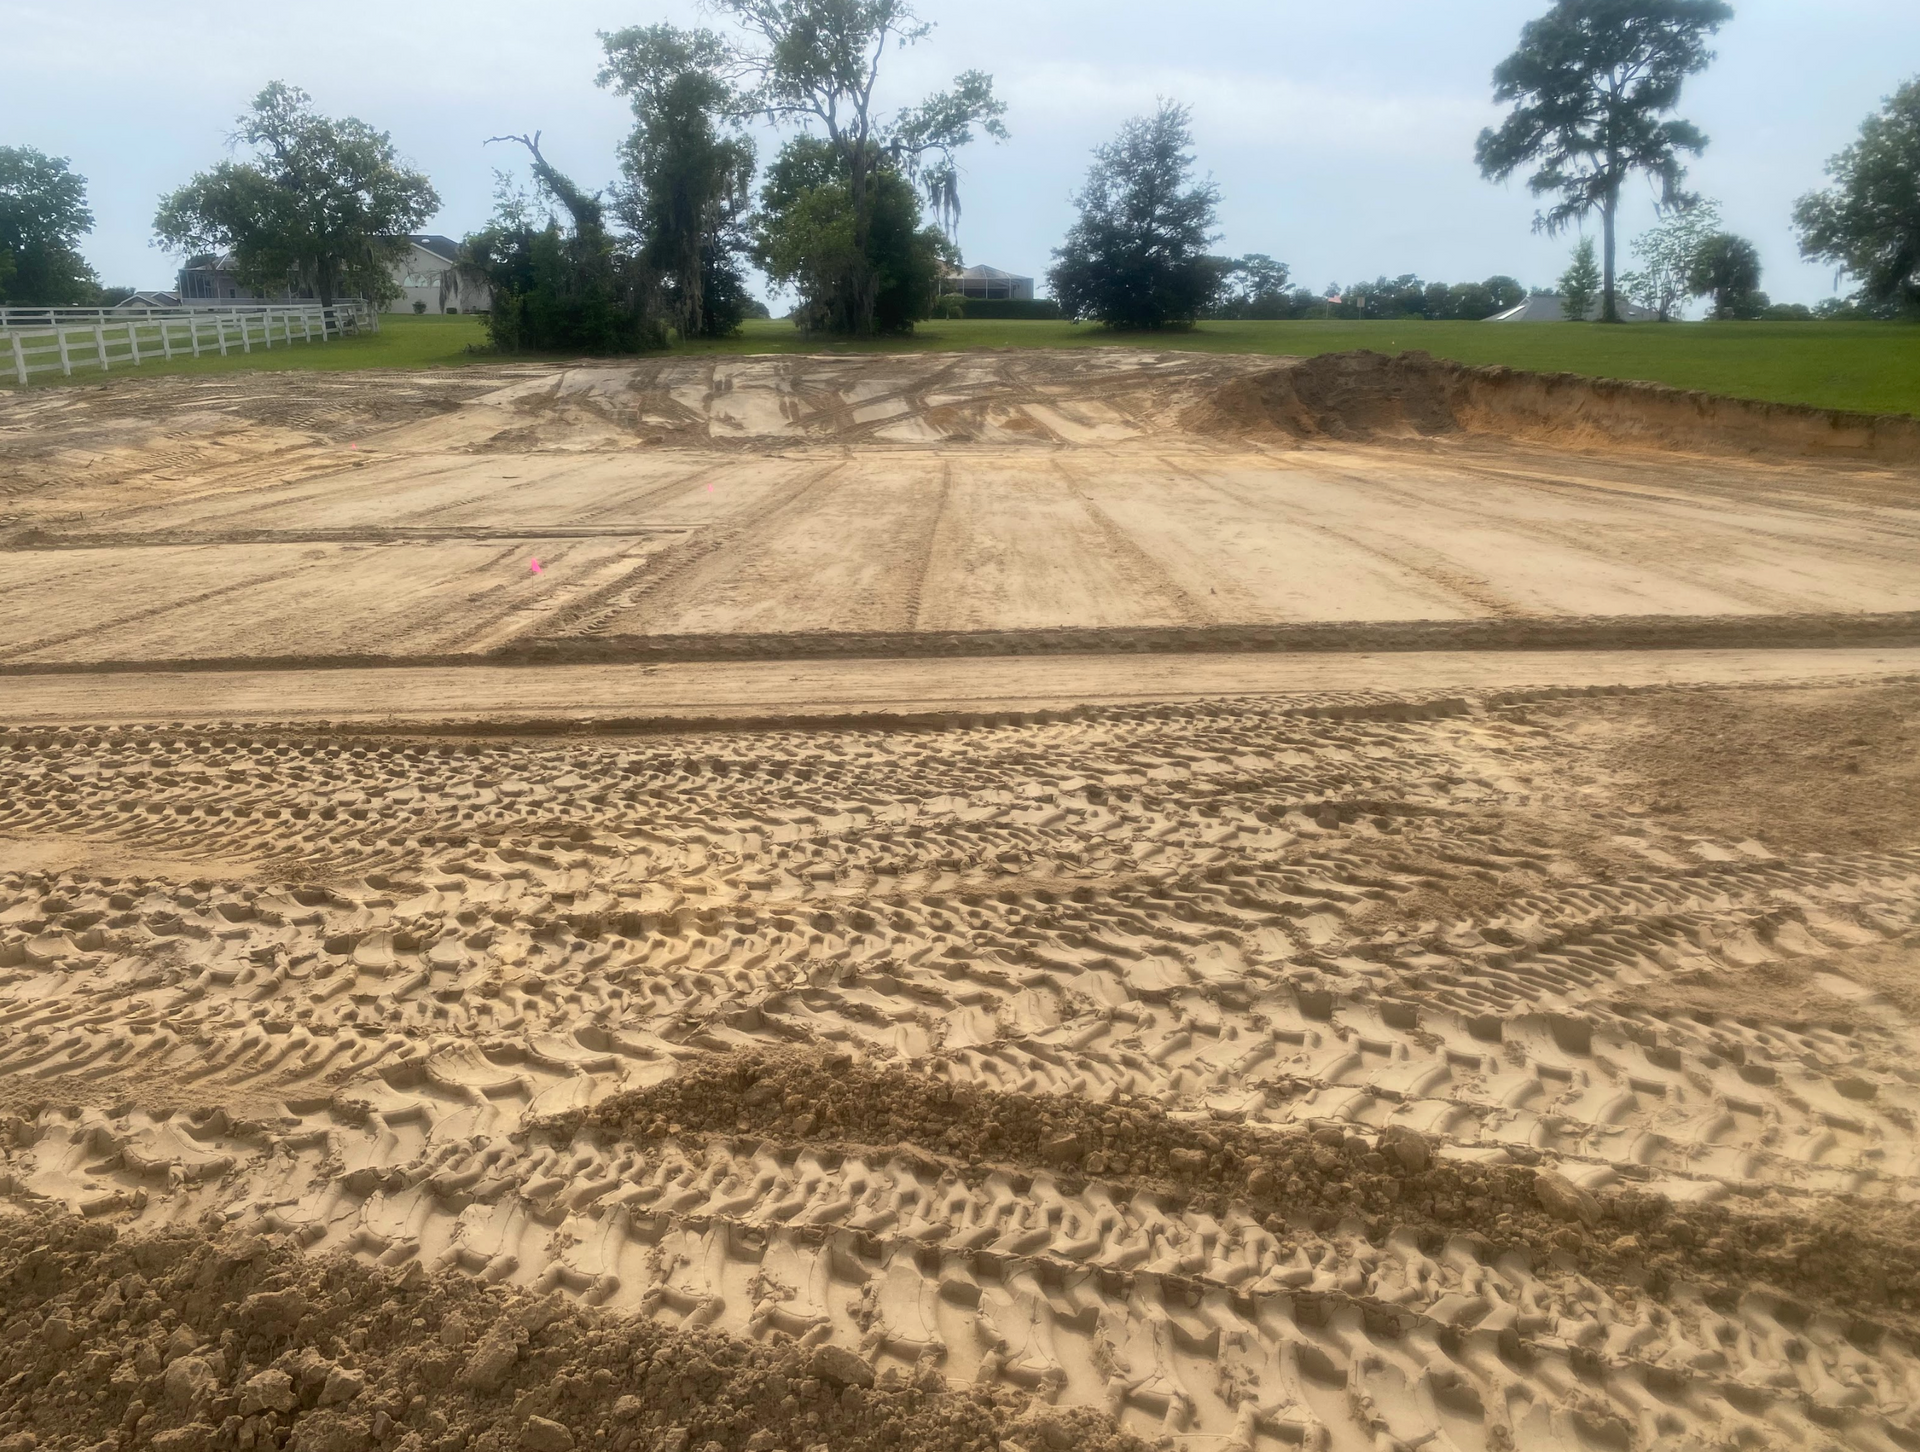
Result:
[10, 0, 1915, 307]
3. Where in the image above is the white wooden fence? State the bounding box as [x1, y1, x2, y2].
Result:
[1, 301, 379, 386]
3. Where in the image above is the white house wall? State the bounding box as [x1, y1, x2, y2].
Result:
[384, 245, 490, 315]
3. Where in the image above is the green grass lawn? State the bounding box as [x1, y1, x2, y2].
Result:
[7, 312, 1917, 418]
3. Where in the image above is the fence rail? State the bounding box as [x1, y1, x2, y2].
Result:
[1, 302, 377, 385]
[0, 300, 376, 328]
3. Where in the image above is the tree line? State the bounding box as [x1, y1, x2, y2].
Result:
[1054, 2, 1919, 328]
[2, 0, 1917, 339]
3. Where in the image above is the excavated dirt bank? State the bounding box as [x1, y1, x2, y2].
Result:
[1190, 349, 1920, 463]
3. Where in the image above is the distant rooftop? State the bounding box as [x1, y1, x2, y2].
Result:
[1488, 293, 1659, 322]
[408, 234, 461, 264]
[940, 264, 1034, 301]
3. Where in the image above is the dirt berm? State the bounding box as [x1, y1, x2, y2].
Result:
[1188, 348, 1920, 462]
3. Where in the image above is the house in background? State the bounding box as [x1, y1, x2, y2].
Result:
[939, 265, 1034, 302]
[111, 290, 182, 309]
[172, 235, 487, 312]
[1488, 293, 1658, 322]
[388, 234, 488, 314]
[177, 254, 303, 304]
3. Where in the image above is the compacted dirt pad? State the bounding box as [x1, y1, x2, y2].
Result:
[3, 350, 1919, 670]
[2, 354, 1919, 1452]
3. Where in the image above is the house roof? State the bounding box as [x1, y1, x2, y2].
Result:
[112, 290, 182, 308]
[408, 234, 461, 263]
[944, 264, 1031, 282]
[1487, 293, 1659, 322]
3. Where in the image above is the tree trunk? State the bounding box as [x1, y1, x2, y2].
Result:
[847, 144, 879, 335]
[1601, 183, 1620, 323]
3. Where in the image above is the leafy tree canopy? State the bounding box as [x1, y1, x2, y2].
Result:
[1330, 274, 1528, 321]
[1618, 197, 1719, 318]
[599, 24, 757, 338]
[1205, 254, 1292, 319]
[753, 135, 950, 333]
[1559, 235, 1602, 320]
[0, 146, 99, 306]
[1687, 231, 1765, 318]
[463, 137, 660, 355]
[712, 0, 1005, 333]
[1049, 101, 1221, 330]
[154, 82, 439, 306]
[1794, 76, 1920, 316]
[1476, 0, 1731, 321]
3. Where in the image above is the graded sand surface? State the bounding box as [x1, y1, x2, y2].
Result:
[4, 351, 1919, 669]
[1, 353, 1919, 1452]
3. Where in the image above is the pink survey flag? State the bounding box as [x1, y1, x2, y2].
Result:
[529, 557, 543, 574]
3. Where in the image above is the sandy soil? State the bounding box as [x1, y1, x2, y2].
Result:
[3, 352, 1918, 669]
[1, 355, 1919, 1452]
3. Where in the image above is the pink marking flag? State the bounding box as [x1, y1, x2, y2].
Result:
[529, 557, 543, 574]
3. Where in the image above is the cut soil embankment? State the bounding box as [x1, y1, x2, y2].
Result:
[1188, 348, 1920, 464]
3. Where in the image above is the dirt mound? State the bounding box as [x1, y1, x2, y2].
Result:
[575, 1048, 1920, 1333]
[0, 1210, 1152, 1452]
[1191, 349, 1920, 462]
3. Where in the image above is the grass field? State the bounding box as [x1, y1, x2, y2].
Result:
[7, 311, 1918, 417]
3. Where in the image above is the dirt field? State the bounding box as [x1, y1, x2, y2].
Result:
[2, 352, 1919, 1452]
[4, 351, 1919, 670]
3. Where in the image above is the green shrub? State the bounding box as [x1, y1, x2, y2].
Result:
[955, 297, 1061, 320]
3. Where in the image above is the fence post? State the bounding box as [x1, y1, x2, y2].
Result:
[241, 315, 252, 353]
[160, 320, 174, 361]
[191, 317, 203, 358]
[216, 317, 229, 356]
[127, 322, 141, 366]
[10, 333, 25, 387]
[57, 326, 71, 376]
[94, 324, 108, 372]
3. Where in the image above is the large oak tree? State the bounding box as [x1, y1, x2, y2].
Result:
[155, 83, 438, 307]
[1794, 77, 1920, 317]
[1048, 101, 1221, 330]
[0, 147, 98, 306]
[599, 25, 757, 338]
[713, 0, 1005, 334]
[1476, 0, 1732, 323]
